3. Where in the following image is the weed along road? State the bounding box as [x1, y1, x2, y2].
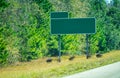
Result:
[63, 62, 120, 78]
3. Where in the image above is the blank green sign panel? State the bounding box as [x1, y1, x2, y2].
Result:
[51, 12, 68, 18]
[50, 12, 95, 34]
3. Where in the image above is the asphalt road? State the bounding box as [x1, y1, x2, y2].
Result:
[63, 62, 120, 78]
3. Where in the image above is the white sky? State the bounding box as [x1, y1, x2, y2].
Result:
[105, 0, 112, 3]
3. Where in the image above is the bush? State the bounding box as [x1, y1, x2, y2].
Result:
[0, 35, 9, 65]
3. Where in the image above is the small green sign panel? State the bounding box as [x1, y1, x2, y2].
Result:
[51, 18, 95, 34]
[51, 12, 68, 18]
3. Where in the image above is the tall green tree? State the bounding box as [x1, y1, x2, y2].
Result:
[105, 0, 120, 50]
[88, 0, 107, 53]
[0, 0, 9, 65]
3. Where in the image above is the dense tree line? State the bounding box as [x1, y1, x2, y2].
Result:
[0, 0, 120, 66]
[88, 0, 120, 53]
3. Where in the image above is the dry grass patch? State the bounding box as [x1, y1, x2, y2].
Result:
[0, 50, 120, 78]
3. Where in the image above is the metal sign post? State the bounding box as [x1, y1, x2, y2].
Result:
[86, 34, 89, 59]
[58, 35, 61, 62]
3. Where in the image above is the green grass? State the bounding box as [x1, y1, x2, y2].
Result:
[0, 50, 120, 78]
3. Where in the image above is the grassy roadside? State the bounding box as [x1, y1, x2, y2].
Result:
[0, 50, 120, 78]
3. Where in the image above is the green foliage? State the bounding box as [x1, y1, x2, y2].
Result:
[0, 34, 9, 65]
[0, 0, 9, 65]
[46, 35, 58, 56]
[0, 0, 120, 65]
[34, 0, 53, 12]
[61, 35, 84, 55]
[105, 0, 120, 50]
[88, 0, 107, 53]
[0, 0, 9, 11]
[88, 0, 120, 53]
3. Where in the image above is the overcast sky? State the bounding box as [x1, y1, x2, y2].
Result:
[105, 0, 112, 4]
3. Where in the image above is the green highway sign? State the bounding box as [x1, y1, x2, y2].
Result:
[51, 18, 96, 34]
[51, 12, 68, 18]
[50, 12, 96, 61]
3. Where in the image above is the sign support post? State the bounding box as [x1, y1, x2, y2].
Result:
[86, 34, 89, 59]
[58, 35, 61, 62]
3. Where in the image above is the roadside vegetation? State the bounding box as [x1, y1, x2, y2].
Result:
[0, 50, 120, 78]
[0, 0, 120, 66]
[0, 0, 120, 78]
